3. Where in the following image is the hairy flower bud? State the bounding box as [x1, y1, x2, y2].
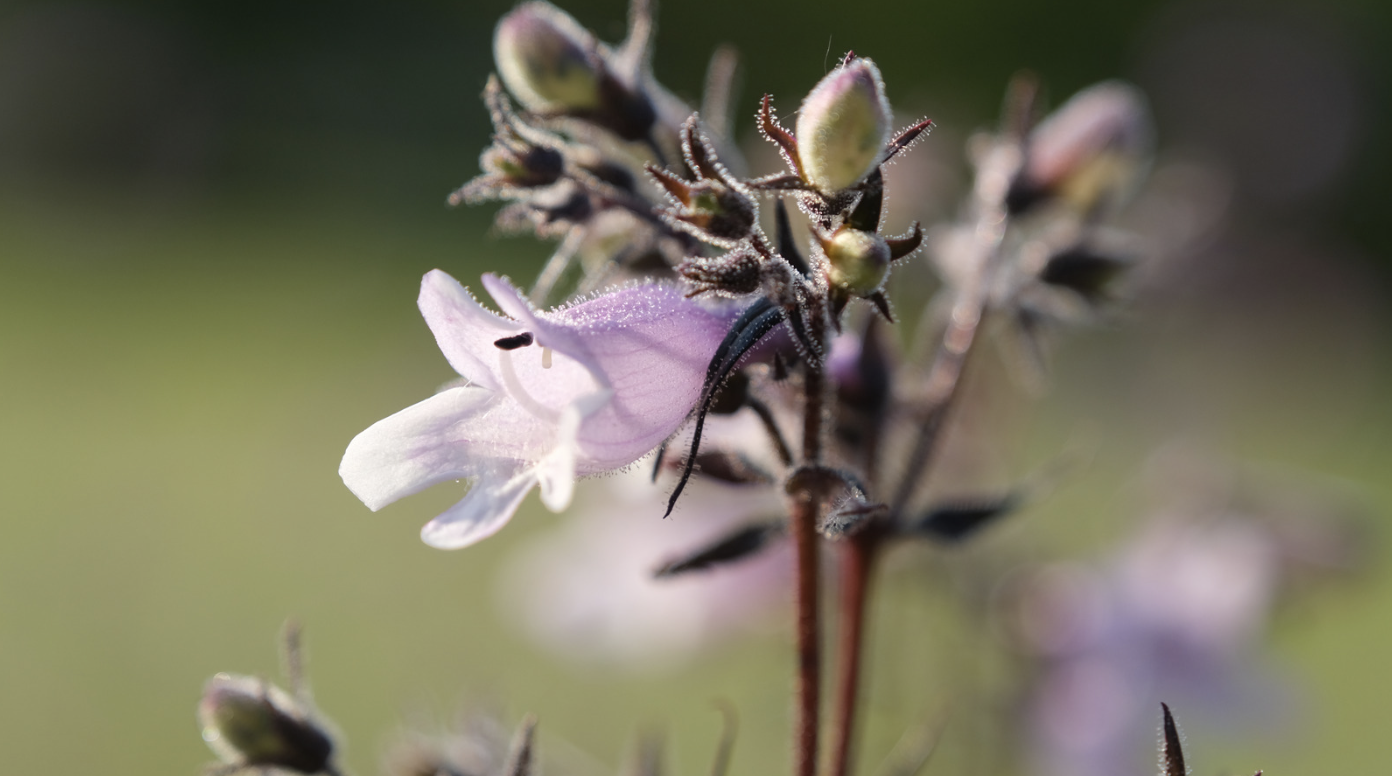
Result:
[494, 2, 604, 114]
[1008, 80, 1152, 215]
[199, 673, 337, 775]
[824, 227, 891, 295]
[796, 59, 893, 193]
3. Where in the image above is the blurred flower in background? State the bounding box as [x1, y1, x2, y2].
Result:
[1003, 444, 1363, 776]
[502, 413, 792, 669]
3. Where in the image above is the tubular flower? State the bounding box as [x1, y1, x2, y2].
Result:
[340, 270, 739, 549]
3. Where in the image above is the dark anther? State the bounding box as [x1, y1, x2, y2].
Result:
[494, 332, 535, 350]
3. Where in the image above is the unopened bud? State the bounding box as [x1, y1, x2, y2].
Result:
[1009, 80, 1151, 214]
[796, 59, 893, 193]
[494, 2, 604, 114]
[199, 673, 336, 774]
[824, 227, 891, 295]
[650, 164, 757, 247]
[483, 143, 565, 188]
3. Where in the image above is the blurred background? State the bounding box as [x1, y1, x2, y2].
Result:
[1, 0, 1390, 774]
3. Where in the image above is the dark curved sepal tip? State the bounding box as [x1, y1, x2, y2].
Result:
[868, 291, 895, 323]
[887, 222, 924, 261]
[1160, 703, 1186, 776]
[914, 495, 1018, 543]
[665, 301, 786, 516]
[504, 715, 538, 776]
[654, 521, 783, 578]
[758, 94, 803, 178]
[883, 117, 935, 163]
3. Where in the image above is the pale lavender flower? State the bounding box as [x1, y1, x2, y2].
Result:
[340, 270, 740, 549]
[1014, 516, 1289, 776]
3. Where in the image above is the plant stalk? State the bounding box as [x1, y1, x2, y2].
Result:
[827, 533, 876, 776]
[791, 302, 827, 776]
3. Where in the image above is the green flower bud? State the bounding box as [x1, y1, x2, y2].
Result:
[199, 673, 337, 774]
[796, 59, 893, 193]
[494, 2, 604, 113]
[825, 227, 891, 295]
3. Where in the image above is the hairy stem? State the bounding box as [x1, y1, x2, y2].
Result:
[827, 534, 876, 776]
[792, 302, 828, 776]
[791, 495, 822, 776]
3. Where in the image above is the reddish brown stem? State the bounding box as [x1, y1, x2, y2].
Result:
[827, 534, 876, 776]
[790, 304, 828, 776]
[791, 495, 822, 776]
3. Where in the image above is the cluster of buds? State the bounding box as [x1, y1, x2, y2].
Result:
[335, 0, 1170, 615]
[305, 3, 1234, 776]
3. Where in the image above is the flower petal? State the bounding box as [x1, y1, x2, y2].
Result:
[420, 269, 523, 392]
[482, 273, 606, 382]
[339, 386, 497, 510]
[420, 467, 537, 549]
[532, 388, 608, 511]
[534, 405, 580, 512]
[481, 273, 741, 470]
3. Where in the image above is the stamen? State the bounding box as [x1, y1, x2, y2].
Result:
[497, 348, 561, 423]
[541, 347, 553, 369]
[494, 331, 535, 350]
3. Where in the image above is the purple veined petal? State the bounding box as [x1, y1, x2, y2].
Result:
[479, 274, 739, 470]
[340, 386, 500, 511]
[421, 466, 538, 549]
[419, 269, 523, 392]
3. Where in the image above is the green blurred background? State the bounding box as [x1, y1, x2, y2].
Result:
[2, 0, 1390, 774]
